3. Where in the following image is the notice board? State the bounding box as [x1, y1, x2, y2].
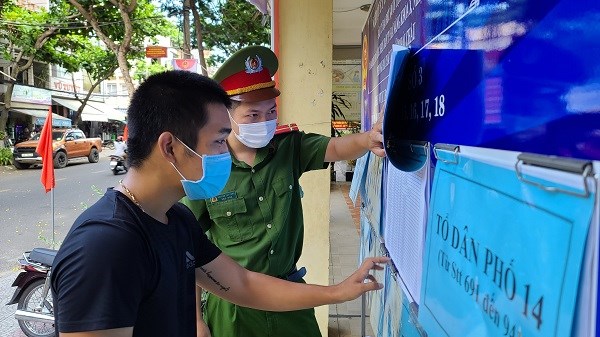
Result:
[358, 1, 600, 336]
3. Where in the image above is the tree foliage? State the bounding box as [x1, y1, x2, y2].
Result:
[49, 37, 118, 84]
[0, 0, 175, 132]
[0, 1, 75, 62]
[65, 0, 171, 97]
[0, 0, 80, 136]
[197, 0, 270, 66]
[46, 34, 119, 122]
[154, 0, 270, 69]
[133, 59, 170, 82]
[0, 0, 267, 137]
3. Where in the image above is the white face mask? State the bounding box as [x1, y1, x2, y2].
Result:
[229, 111, 277, 148]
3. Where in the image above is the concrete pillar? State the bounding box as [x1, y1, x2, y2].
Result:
[274, 0, 332, 335]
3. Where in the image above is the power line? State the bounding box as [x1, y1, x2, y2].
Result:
[0, 15, 168, 29]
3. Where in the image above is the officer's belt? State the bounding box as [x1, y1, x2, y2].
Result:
[280, 266, 307, 282]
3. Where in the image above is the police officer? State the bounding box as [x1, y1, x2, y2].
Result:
[182, 46, 385, 337]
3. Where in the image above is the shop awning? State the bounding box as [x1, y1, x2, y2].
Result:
[11, 108, 72, 127]
[86, 101, 127, 122]
[52, 97, 109, 122]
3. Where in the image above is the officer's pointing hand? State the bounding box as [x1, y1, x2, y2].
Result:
[368, 116, 386, 157]
[332, 256, 390, 303]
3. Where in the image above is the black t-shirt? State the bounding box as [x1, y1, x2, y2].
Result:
[51, 189, 221, 336]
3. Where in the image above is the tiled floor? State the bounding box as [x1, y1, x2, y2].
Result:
[328, 182, 374, 337]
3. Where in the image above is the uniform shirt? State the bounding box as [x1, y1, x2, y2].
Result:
[52, 189, 221, 337]
[183, 131, 330, 337]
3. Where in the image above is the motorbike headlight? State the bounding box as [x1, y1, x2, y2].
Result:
[109, 162, 117, 169]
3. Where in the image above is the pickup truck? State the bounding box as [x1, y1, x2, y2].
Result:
[12, 129, 102, 169]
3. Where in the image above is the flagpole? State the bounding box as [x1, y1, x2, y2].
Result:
[51, 188, 55, 249]
[36, 106, 56, 250]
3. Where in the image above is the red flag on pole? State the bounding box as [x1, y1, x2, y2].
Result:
[35, 107, 55, 192]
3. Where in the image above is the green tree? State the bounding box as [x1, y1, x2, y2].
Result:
[157, 0, 208, 75]
[0, 0, 79, 139]
[47, 6, 175, 123]
[198, 0, 270, 66]
[46, 34, 119, 123]
[66, 0, 170, 97]
[133, 59, 170, 82]
[156, 0, 269, 72]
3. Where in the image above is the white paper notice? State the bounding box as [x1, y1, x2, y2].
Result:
[383, 152, 430, 304]
[349, 152, 370, 206]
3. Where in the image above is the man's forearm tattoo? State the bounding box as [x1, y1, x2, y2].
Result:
[199, 266, 230, 292]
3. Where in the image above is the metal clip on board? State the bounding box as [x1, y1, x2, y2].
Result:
[386, 138, 430, 172]
[433, 143, 460, 164]
[515, 153, 594, 198]
[410, 141, 429, 155]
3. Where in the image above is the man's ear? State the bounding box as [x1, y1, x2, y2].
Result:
[157, 132, 177, 162]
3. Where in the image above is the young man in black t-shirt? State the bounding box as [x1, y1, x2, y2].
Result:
[51, 70, 388, 337]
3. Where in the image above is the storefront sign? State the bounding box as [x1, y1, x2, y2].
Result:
[11, 85, 51, 105]
[52, 79, 82, 93]
[35, 116, 71, 128]
[145, 46, 168, 58]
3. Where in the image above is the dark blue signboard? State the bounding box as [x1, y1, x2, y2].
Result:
[362, 0, 600, 161]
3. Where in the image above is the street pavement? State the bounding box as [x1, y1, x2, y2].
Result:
[0, 148, 121, 336]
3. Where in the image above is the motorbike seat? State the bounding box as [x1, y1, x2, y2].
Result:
[30, 248, 58, 267]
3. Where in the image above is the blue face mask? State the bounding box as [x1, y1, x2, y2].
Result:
[171, 137, 232, 200]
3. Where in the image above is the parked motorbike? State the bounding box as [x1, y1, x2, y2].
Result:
[7, 248, 56, 337]
[109, 155, 128, 175]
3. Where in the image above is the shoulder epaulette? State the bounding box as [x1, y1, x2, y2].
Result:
[275, 123, 300, 135]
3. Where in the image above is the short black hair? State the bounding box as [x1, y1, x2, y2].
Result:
[126, 71, 231, 168]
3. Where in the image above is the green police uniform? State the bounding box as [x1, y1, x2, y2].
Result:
[182, 130, 330, 337]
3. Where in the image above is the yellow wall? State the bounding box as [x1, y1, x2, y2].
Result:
[276, 0, 332, 334]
